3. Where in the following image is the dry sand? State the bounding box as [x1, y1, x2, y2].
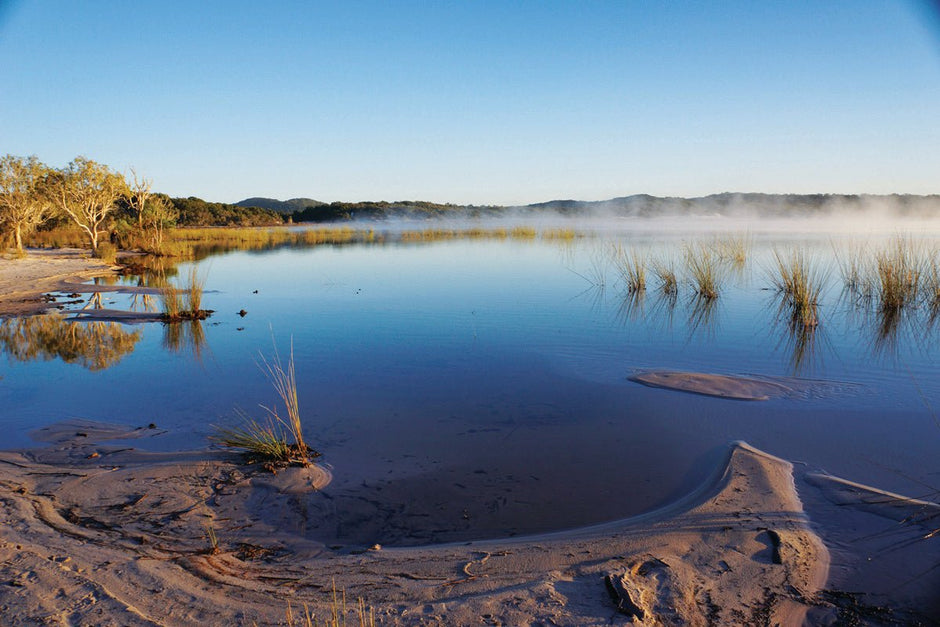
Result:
[0, 248, 121, 316]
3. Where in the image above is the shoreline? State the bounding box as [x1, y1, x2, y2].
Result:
[0, 248, 122, 317]
[0, 424, 835, 625]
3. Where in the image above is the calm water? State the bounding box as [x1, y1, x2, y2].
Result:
[2, 220, 939, 546]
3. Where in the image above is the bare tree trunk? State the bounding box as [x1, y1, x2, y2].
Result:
[14, 224, 21, 251]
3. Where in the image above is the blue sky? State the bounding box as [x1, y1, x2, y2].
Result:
[1, 1, 939, 205]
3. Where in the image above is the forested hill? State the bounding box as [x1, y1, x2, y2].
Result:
[232, 193, 940, 223]
[234, 197, 321, 214]
[168, 196, 285, 226]
[516, 193, 940, 218]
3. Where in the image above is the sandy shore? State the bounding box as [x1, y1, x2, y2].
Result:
[0, 248, 121, 316]
[0, 420, 840, 625]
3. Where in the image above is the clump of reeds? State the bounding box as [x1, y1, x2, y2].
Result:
[541, 228, 578, 241]
[610, 244, 646, 293]
[185, 267, 204, 312]
[875, 236, 923, 312]
[684, 243, 722, 299]
[714, 233, 750, 266]
[160, 283, 183, 319]
[769, 248, 826, 328]
[651, 257, 678, 296]
[161, 267, 212, 321]
[834, 242, 870, 297]
[212, 341, 318, 469]
[924, 257, 940, 322]
[510, 226, 537, 239]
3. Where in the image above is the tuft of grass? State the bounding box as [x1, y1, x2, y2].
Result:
[258, 341, 308, 462]
[185, 266, 205, 313]
[611, 244, 646, 293]
[684, 243, 722, 299]
[160, 283, 183, 319]
[212, 340, 318, 469]
[714, 233, 750, 266]
[925, 259, 940, 315]
[769, 248, 826, 328]
[834, 242, 870, 297]
[286, 580, 376, 627]
[204, 523, 221, 555]
[212, 415, 295, 462]
[651, 257, 678, 296]
[161, 267, 212, 321]
[875, 236, 923, 312]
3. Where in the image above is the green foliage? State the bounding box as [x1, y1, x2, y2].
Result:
[170, 196, 285, 227]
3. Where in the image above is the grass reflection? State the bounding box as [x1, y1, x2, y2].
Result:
[162, 319, 208, 360]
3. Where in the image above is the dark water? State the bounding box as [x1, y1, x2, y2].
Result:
[2, 223, 939, 546]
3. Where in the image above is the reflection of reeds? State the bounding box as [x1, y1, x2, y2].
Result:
[684, 243, 722, 299]
[611, 244, 646, 293]
[615, 289, 645, 324]
[687, 293, 720, 338]
[162, 320, 207, 360]
[570, 248, 608, 288]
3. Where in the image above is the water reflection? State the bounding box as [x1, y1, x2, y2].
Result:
[769, 294, 826, 374]
[162, 320, 208, 360]
[0, 313, 141, 371]
[686, 294, 721, 340]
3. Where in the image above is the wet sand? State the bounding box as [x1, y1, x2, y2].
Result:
[0, 419, 866, 625]
[0, 249, 120, 316]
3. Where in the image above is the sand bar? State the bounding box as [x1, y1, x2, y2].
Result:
[0, 248, 121, 316]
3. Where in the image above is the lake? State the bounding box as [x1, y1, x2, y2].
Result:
[2, 218, 939, 548]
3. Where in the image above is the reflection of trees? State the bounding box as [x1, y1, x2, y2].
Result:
[0, 313, 141, 370]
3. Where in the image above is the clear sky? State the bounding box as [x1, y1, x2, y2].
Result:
[1, 1, 939, 205]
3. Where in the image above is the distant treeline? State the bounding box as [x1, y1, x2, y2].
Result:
[233, 193, 940, 224]
[288, 200, 501, 222]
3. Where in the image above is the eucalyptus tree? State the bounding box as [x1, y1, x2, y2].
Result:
[140, 194, 178, 247]
[49, 156, 127, 253]
[126, 167, 152, 230]
[0, 154, 53, 252]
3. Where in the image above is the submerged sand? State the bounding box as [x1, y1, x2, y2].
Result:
[0, 249, 120, 316]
